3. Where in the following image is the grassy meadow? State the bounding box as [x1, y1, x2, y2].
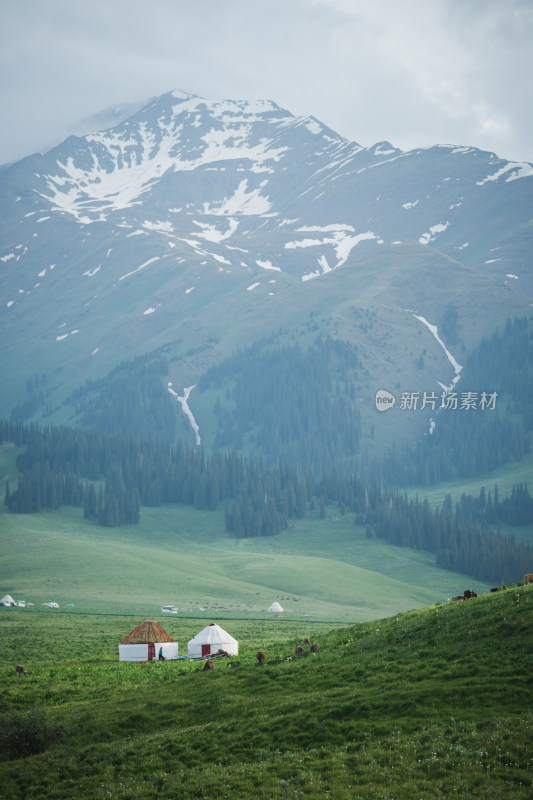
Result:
[2, 441, 533, 797]
[0, 496, 490, 623]
[3, 444, 532, 623]
[0, 585, 531, 799]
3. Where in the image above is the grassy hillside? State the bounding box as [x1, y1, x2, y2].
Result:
[0, 495, 491, 624]
[406, 453, 533, 545]
[5, 240, 531, 461]
[408, 452, 533, 510]
[0, 585, 531, 799]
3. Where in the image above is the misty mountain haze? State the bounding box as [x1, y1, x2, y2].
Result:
[0, 89, 532, 468]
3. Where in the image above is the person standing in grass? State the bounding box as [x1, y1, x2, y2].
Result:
[158, 647, 165, 661]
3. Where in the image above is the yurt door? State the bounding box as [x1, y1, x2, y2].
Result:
[148, 643, 155, 661]
[201, 644, 211, 657]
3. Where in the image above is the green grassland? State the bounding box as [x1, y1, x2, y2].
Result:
[0, 585, 531, 799]
[0, 497, 490, 623]
[3, 445, 532, 622]
[0, 502, 488, 622]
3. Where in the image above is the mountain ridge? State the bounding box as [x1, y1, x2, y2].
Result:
[1, 89, 532, 463]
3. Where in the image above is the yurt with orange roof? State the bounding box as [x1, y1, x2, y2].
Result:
[119, 619, 179, 662]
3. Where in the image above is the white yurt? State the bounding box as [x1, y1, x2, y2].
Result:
[187, 623, 238, 658]
[119, 619, 179, 662]
[0, 594, 15, 606]
[268, 601, 283, 613]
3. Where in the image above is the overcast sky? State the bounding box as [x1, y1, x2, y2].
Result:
[1, 0, 532, 165]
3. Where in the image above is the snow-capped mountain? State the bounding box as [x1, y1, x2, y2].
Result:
[1, 89, 532, 438]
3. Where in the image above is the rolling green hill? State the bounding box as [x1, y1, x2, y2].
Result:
[3, 442, 532, 622]
[0, 585, 531, 799]
[1, 436, 496, 625]
[0, 499, 491, 622]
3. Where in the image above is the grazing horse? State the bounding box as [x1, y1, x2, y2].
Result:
[256, 651, 266, 663]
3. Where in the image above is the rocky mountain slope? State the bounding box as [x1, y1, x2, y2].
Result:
[1, 90, 532, 459]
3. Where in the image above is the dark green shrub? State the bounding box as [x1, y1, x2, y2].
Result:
[0, 706, 63, 760]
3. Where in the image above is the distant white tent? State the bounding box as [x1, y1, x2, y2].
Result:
[119, 620, 179, 662]
[0, 594, 15, 606]
[187, 623, 238, 658]
[268, 602, 283, 613]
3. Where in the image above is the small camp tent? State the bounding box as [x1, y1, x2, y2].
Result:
[0, 594, 15, 606]
[119, 620, 179, 662]
[268, 601, 283, 613]
[187, 623, 238, 658]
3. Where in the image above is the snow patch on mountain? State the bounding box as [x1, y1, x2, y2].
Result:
[83, 266, 101, 277]
[194, 126, 288, 168]
[286, 229, 376, 269]
[56, 329, 79, 342]
[193, 219, 239, 241]
[119, 256, 160, 281]
[39, 122, 178, 220]
[143, 220, 174, 233]
[301, 269, 321, 282]
[304, 120, 323, 135]
[296, 224, 355, 233]
[202, 179, 272, 215]
[413, 313, 462, 392]
[37, 100, 288, 222]
[285, 237, 324, 249]
[419, 222, 449, 244]
[256, 259, 281, 271]
[168, 383, 201, 445]
[206, 251, 231, 265]
[476, 161, 533, 185]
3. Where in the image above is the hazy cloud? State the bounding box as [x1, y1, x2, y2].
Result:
[1, 0, 532, 164]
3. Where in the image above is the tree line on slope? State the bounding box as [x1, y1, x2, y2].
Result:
[66, 355, 180, 442]
[0, 421, 285, 535]
[198, 334, 362, 476]
[375, 316, 533, 486]
[1, 418, 531, 585]
[367, 490, 531, 586]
